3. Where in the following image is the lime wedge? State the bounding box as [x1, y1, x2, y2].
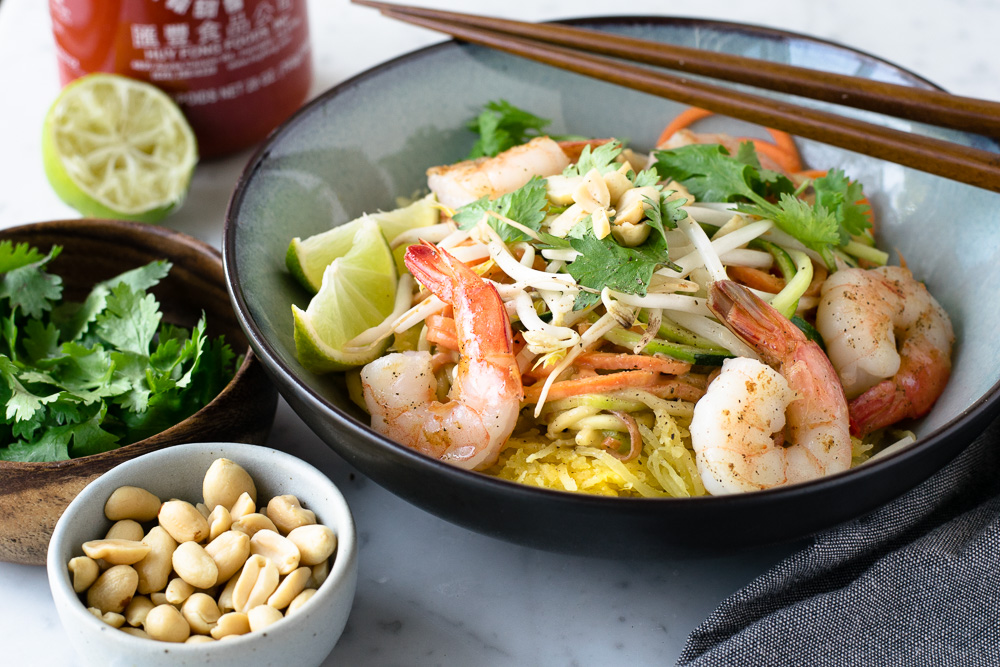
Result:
[42, 73, 198, 222]
[292, 218, 398, 373]
[287, 194, 438, 293]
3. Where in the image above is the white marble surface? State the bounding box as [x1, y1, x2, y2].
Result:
[0, 0, 997, 664]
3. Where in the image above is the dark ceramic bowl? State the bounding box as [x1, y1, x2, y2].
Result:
[0, 219, 278, 565]
[225, 17, 1000, 557]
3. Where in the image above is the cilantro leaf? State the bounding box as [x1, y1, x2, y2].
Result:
[67, 403, 120, 458]
[738, 193, 841, 250]
[0, 250, 238, 462]
[653, 143, 757, 202]
[452, 177, 549, 243]
[813, 169, 872, 241]
[643, 192, 688, 247]
[466, 100, 551, 159]
[96, 284, 161, 356]
[56, 260, 170, 342]
[563, 141, 623, 177]
[0, 356, 61, 422]
[0, 241, 49, 273]
[631, 168, 661, 188]
[0, 247, 63, 319]
[567, 232, 670, 310]
[22, 319, 61, 364]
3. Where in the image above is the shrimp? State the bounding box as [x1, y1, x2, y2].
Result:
[426, 136, 570, 209]
[360, 242, 523, 470]
[690, 281, 851, 494]
[814, 266, 954, 437]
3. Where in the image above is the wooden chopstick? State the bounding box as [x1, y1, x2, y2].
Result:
[354, 1, 1000, 138]
[353, 1, 1000, 194]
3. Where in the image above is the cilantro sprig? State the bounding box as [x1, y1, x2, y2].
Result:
[452, 176, 549, 243]
[465, 100, 553, 159]
[0, 243, 239, 462]
[652, 143, 870, 267]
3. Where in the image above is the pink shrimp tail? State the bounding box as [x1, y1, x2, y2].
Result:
[708, 279, 805, 366]
[849, 346, 952, 437]
[404, 240, 518, 383]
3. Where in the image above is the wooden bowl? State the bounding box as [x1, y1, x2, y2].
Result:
[0, 219, 278, 565]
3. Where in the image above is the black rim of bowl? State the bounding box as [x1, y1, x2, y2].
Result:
[224, 16, 1000, 516]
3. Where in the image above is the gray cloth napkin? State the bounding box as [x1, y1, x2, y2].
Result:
[677, 412, 1000, 667]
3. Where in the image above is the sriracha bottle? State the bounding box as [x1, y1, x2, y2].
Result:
[49, 0, 313, 158]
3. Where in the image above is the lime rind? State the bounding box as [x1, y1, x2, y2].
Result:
[292, 218, 398, 373]
[286, 218, 364, 293]
[286, 194, 439, 293]
[42, 73, 198, 222]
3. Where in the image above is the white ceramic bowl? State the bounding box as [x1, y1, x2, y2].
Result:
[46, 442, 357, 667]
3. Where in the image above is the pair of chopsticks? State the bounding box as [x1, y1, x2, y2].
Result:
[352, 1, 1000, 193]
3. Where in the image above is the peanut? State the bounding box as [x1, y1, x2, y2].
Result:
[285, 588, 317, 616]
[185, 634, 215, 644]
[68, 556, 99, 594]
[232, 554, 279, 612]
[247, 604, 283, 632]
[144, 604, 190, 643]
[267, 566, 311, 610]
[124, 595, 154, 628]
[203, 458, 256, 511]
[120, 627, 150, 639]
[86, 564, 138, 614]
[266, 495, 316, 535]
[210, 611, 250, 639]
[105, 519, 144, 542]
[230, 513, 278, 539]
[287, 524, 337, 566]
[172, 541, 219, 589]
[205, 530, 250, 583]
[229, 491, 256, 522]
[207, 505, 232, 542]
[104, 486, 161, 522]
[87, 608, 125, 628]
[250, 529, 300, 575]
[217, 570, 239, 613]
[181, 592, 222, 635]
[158, 500, 209, 543]
[310, 559, 329, 588]
[82, 539, 151, 565]
[135, 526, 177, 595]
[165, 577, 196, 605]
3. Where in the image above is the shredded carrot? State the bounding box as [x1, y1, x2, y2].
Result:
[750, 139, 800, 174]
[795, 168, 828, 180]
[655, 107, 713, 146]
[523, 370, 660, 403]
[645, 379, 706, 402]
[576, 352, 691, 376]
[765, 128, 803, 172]
[727, 265, 785, 294]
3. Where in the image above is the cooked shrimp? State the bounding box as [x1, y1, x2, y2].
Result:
[360, 242, 523, 470]
[690, 281, 851, 494]
[815, 266, 954, 437]
[426, 136, 570, 209]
